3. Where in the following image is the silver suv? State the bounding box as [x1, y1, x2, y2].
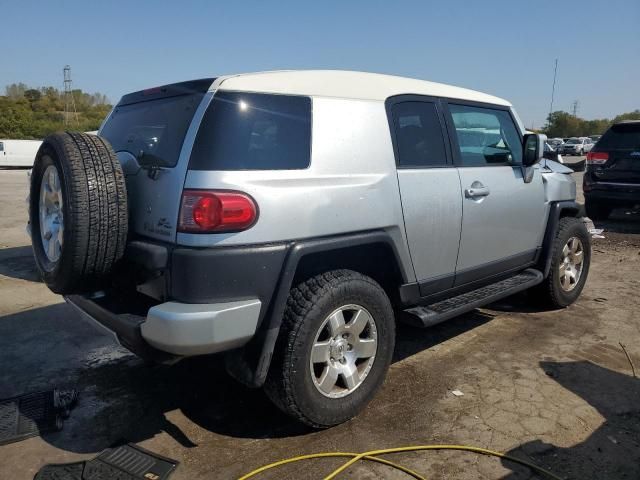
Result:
[29, 71, 590, 428]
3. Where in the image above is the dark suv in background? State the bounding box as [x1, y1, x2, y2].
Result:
[584, 120, 640, 220]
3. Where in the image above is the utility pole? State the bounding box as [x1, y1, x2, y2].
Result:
[571, 100, 579, 117]
[63, 65, 79, 128]
[549, 58, 558, 118]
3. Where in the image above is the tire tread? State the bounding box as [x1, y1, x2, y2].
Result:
[30, 132, 128, 293]
[266, 270, 390, 428]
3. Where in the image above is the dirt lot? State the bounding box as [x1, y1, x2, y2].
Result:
[1, 162, 639, 479]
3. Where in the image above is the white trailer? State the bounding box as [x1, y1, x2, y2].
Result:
[0, 139, 42, 167]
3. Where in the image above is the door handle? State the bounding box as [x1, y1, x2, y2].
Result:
[465, 185, 490, 198]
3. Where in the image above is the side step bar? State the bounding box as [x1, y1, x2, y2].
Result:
[401, 268, 544, 328]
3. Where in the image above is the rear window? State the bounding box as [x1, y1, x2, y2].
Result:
[189, 91, 311, 170]
[597, 123, 640, 150]
[101, 92, 205, 168]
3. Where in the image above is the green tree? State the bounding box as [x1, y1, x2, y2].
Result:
[0, 83, 112, 139]
[5, 83, 28, 99]
[543, 111, 582, 137]
[24, 89, 42, 103]
[543, 109, 640, 138]
[612, 110, 640, 123]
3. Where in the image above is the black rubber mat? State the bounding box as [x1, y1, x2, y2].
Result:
[34, 462, 84, 480]
[0, 390, 62, 445]
[33, 445, 178, 480]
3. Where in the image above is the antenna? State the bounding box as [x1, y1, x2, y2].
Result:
[571, 100, 579, 117]
[549, 58, 558, 118]
[63, 65, 79, 128]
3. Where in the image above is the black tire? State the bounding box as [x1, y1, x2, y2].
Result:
[29, 132, 128, 294]
[533, 217, 591, 308]
[585, 198, 611, 221]
[265, 270, 395, 428]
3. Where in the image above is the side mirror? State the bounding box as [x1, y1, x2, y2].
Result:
[523, 133, 545, 167]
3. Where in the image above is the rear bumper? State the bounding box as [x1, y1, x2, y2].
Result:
[141, 299, 261, 355]
[584, 183, 640, 206]
[65, 294, 262, 358]
[64, 239, 285, 359]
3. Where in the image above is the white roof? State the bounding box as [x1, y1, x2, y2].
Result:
[215, 70, 510, 106]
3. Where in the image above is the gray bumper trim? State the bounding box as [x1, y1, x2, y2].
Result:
[141, 299, 262, 356]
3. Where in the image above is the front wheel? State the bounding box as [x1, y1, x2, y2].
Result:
[265, 270, 395, 428]
[533, 217, 591, 308]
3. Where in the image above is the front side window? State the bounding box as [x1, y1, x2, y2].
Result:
[189, 91, 311, 170]
[391, 101, 447, 167]
[0, 142, 4, 152]
[449, 104, 522, 166]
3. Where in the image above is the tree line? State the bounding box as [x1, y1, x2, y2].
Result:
[543, 110, 640, 138]
[0, 83, 112, 139]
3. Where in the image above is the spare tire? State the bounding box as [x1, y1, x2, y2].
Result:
[29, 132, 128, 294]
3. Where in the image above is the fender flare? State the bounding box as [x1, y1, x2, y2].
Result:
[537, 201, 581, 278]
[225, 230, 410, 388]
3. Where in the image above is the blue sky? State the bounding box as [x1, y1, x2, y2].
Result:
[2, 0, 638, 128]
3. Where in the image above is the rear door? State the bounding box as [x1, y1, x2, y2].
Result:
[388, 96, 462, 295]
[99, 79, 214, 242]
[590, 122, 640, 183]
[443, 102, 547, 286]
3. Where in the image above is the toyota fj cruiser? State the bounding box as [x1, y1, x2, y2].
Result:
[29, 71, 590, 428]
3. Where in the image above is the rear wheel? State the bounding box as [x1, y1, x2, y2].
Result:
[265, 270, 395, 428]
[30, 132, 128, 294]
[533, 217, 590, 308]
[585, 198, 612, 221]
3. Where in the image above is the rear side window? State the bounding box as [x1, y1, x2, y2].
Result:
[0, 142, 4, 152]
[449, 104, 522, 166]
[189, 91, 311, 170]
[597, 123, 640, 150]
[391, 101, 447, 167]
[101, 93, 205, 168]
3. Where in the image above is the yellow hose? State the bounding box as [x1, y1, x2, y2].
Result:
[237, 444, 564, 480]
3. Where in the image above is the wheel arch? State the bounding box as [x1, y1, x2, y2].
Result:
[537, 200, 582, 278]
[225, 230, 410, 388]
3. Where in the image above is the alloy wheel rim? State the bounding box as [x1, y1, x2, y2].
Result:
[39, 163, 64, 263]
[309, 304, 378, 398]
[559, 236, 584, 292]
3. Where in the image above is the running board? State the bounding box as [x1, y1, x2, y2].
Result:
[401, 268, 544, 328]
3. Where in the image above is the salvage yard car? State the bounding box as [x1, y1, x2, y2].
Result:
[0, 139, 42, 167]
[584, 120, 640, 220]
[560, 137, 593, 156]
[28, 71, 590, 428]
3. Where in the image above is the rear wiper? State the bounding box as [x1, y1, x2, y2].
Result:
[136, 151, 166, 179]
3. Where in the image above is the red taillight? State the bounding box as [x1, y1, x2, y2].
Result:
[179, 190, 258, 233]
[586, 151, 609, 165]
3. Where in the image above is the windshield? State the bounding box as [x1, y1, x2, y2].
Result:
[566, 138, 580, 144]
[597, 123, 640, 150]
[101, 93, 205, 168]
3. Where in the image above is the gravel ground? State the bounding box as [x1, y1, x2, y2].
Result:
[0, 161, 639, 480]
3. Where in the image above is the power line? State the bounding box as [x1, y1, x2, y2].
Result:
[63, 65, 79, 128]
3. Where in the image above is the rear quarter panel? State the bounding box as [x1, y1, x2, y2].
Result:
[180, 96, 415, 281]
